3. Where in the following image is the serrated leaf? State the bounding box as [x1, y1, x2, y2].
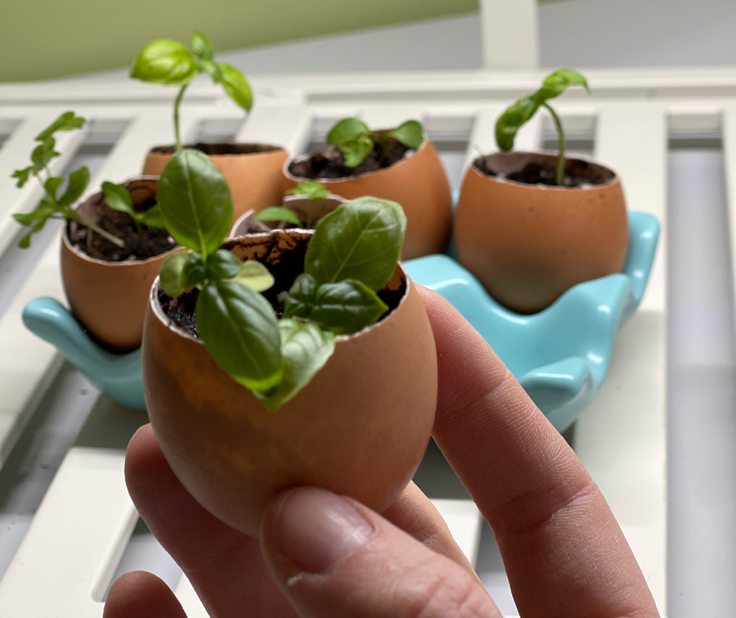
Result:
[196, 280, 283, 393]
[285, 274, 387, 335]
[219, 64, 253, 112]
[286, 180, 330, 201]
[254, 206, 303, 227]
[160, 252, 190, 297]
[157, 148, 233, 257]
[31, 138, 59, 171]
[102, 181, 135, 217]
[35, 111, 86, 141]
[12, 166, 34, 188]
[59, 166, 90, 206]
[386, 120, 424, 149]
[140, 205, 166, 229]
[327, 117, 370, 145]
[341, 135, 374, 168]
[191, 30, 215, 60]
[256, 318, 335, 412]
[44, 176, 64, 200]
[130, 39, 198, 86]
[231, 260, 275, 292]
[305, 197, 406, 291]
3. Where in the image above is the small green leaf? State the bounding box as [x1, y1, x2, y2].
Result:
[199, 58, 222, 83]
[495, 95, 540, 152]
[160, 252, 190, 297]
[140, 205, 166, 229]
[44, 176, 64, 200]
[341, 135, 374, 168]
[254, 207, 303, 227]
[157, 148, 233, 258]
[13, 201, 57, 247]
[181, 253, 208, 289]
[12, 166, 34, 188]
[219, 64, 253, 112]
[386, 120, 424, 149]
[58, 166, 90, 206]
[206, 249, 243, 280]
[35, 111, 86, 142]
[31, 138, 60, 171]
[196, 280, 283, 393]
[256, 318, 335, 412]
[538, 69, 590, 100]
[231, 260, 275, 292]
[18, 232, 32, 249]
[305, 197, 406, 291]
[285, 274, 388, 335]
[191, 30, 215, 60]
[102, 181, 135, 217]
[286, 180, 330, 201]
[130, 39, 198, 86]
[327, 118, 370, 145]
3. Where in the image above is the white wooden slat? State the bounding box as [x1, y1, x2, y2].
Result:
[721, 105, 736, 326]
[479, 0, 539, 70]
[236, 104, 312, 155]
[0, 110, 196, 469]
[595, 102, 669, 313]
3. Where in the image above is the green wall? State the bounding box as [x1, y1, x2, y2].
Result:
[0, 0, 478, 82]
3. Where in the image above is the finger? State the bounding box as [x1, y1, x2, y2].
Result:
[382, 481, 477, 576]
[126, 424, 296, 618]
[262, 487, 501, 618]
[417, 286, 659, 618]
[104, 571, 187, 618]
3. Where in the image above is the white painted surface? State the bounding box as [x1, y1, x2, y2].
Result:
[480, 0, 539, 69]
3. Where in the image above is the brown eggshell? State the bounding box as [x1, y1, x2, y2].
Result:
[142, 231, 438, 536]
[284, 137, 452, 260]
[230, 194, 346, 236]
[143, 144, 288, 220]
[454, 152, 629, 313]
[61, 177, 178, 352]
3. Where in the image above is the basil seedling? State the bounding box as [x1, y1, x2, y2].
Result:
[158, 150, 406, 411]
[496, 69, 590, 186]
[327, 118, 424, 168]
[11, 112, 125, 249]
[101, 182, 166, 233]
[256, 181, 331, 229]
[131, 30, 253, 151]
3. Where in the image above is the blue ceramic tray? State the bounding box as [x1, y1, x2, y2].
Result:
[23, 211, 659, 430]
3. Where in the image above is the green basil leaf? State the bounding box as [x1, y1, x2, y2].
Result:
[285, 275, 388, 335]
[305, 196, 406, 291]
[256, 318, 335, 412]
[386, 120, 424, 149]
[58, 166, 90, 206]
[102, 181, 135, 217]
[35, 111, 86, 142]
[159, 252, 190, 297]
[181, 253, 208, 289]
[327, 117, 370, 145]
[286, 180, 330, 201]
[196, 280, 283, 393]
[206, 249, 243, 280]
[130, 39, 198, 86]
[157, 148, 233, 257]
[44, 176, 64, 200]
[254, 206, 303, 227]
[231, 260, 275, 292]
[191, 30, 215, 60]
[199, 57, 222, 83]
[341, 135, 374, 168]
[12, 166, 34, 188]
[219, 64, 253, 112]
[538, 69, 590, 101]
[140, 205, 166, 229]
[495, 95, 540, 152]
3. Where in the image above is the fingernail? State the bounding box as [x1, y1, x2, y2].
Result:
[275, 488, 374, 573]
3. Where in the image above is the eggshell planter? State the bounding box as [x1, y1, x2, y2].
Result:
[143, 143, 288, 220]
[284, 136, 452, 260]
[454, 151, 629, 314]
[230, 193, 346, 237]
[142, 231, 437, 535]
[61, 177, 178, 352]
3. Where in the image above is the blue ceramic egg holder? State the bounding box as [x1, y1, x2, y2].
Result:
[23, 211, 659, 431]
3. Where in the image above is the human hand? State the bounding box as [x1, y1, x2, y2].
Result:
[104, 287, 659, 618]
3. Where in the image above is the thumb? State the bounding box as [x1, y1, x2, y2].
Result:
[261, 488, 500, 618]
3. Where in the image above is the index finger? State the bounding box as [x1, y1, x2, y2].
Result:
[417, 286, 659, 618]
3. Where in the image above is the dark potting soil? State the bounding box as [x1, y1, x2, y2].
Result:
[67, 195, 176, 262]
[151, 143, 281, 156]
[475, 158, 612, 188]
[288, 140, 411, 180]
[159, 236, 406, 338]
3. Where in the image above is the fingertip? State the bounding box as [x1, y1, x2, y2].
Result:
[105, 571, 186, 618]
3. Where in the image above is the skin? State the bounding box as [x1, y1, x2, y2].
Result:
[104, 287, 660, 618]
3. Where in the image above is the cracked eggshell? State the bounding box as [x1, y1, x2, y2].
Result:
[142, 231, 438, 536]
[230, 194, 346, 236]
[143, 144, 289, 220]
[454, 152, 629, 314]
[283, 137, 452, 260]
[60, 177, 178, 352]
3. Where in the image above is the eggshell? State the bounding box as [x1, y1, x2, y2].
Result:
[60, 177, 178, 352]
[230, 194, 346, 237]
[283, 137, 452, 260]
[142, 231, 438, 536]
[454, 152, 629, 314]
[143, 144, 288, 220]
